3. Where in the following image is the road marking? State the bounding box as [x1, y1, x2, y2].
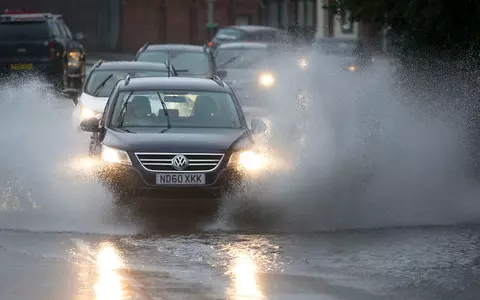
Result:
[69, 238, 161, 300]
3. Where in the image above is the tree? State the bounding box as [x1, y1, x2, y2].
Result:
[329, 0, 480, 61]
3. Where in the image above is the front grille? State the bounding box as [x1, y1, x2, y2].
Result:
[135, 153, 224, 172]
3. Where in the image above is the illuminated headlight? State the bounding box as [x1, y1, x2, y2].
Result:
[258, 73, 275, 88]
[347, 65, 357, 72]
[67, 51, 82, 67]
[228, 150, 265, 172]
[298, 57, 308, 69]
[101, 145, 132, 165]
[80, 105, 102, 120]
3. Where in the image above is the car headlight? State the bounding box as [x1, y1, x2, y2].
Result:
[347, 65, 357, 72]
[258, 72, 275, 88]
[67, 52, 82, 67]
[101, 145, 132, 165]
[298, 57, 308, 69]
[80, 105, 102, 120]
[228, 150, 265, 172]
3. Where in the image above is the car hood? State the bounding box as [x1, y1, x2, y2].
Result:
[78, 93, 109, 113]
[103, 127, 251, 153]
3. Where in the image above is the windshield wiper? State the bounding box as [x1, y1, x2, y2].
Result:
[218, 55, 241, 68]
[93, 74, 114, 96]
[117, 91, 133, 127]
[157, 92, 171, 129]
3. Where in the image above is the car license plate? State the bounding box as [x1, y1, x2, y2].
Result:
[10, 63, 33, 71]
[156, 173, 205, 185]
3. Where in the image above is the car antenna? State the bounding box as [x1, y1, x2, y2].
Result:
[93, 59, 103, 69]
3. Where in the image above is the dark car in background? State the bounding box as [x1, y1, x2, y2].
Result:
[78, 76, 268, 202]
[135, 43, 218, 78]
[310, 37, 373, 73]
[0, 9, 86, 90]
[208, 25, 291, 50]
[214, 42, 306, 107]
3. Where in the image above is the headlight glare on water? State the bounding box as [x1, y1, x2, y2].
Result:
[101, 145, 132, 165]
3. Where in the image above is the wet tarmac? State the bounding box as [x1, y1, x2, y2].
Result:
[1, 224, 480, 300]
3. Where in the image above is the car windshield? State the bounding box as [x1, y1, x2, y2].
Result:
[0, 21, 50, 40]
[110, 90, 242, 129]
[314, 39, 361, 57]
[214, 28, 244, 41]
[215, 48, 269, 69]
[84, 70, 169, 97]
[136, 51, 210, 76]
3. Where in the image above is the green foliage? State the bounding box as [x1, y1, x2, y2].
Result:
[330, 0, 480, 59]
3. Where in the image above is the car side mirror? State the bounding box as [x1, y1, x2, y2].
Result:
[80, 117, 101, 132]
[62, 88, 80, 105]
[74, 32, 85, 41]
[216, 70, 227, 79]
[251, 119, 267, 134]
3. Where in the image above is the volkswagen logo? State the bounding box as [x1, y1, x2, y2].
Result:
[171, 154, 189, 171]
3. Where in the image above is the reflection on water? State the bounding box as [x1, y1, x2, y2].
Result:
[94, 242, 126, 300]
[72, 240, 128, 300]
[226, 250, 265, 300]
[221, 236, 283, 300]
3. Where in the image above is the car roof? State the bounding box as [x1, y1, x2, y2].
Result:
[216, 42, 269, 50]
[117, 77, 230, 92]
[223, 25, 282, 32]
[94, 61, 169, 71]
[144, 44, 204, 52]
[316, 37, 359, 43]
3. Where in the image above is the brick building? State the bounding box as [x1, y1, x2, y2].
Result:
[121, 0, 261, 52]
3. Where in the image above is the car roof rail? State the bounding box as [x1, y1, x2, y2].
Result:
[124, 74, 131, 86]
[211, 75, 224, 87]
[0, 12, 53, 21]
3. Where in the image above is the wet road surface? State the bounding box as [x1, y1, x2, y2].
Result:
[1, 225, 480, 300]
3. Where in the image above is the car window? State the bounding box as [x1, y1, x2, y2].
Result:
[110, 90, 241, 129]
[48, 22, 61, 37]
[136, 51, 210, 76]
[54, 21, 68, 38]
[84, 70, 169, 97]
[214, 28, 244, 41]
[0, 21, 50, 40]
[250, 30, 280, 42]
[215, 48, 269, 69]
[62, 23, 73, 38]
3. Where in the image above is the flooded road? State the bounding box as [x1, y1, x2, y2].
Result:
[1, 226, 480, 300]
[2, 61, 480, 300]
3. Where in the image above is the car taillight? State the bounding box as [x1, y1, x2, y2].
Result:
[48, 41, 56, 61]
[207, 41, 213, 47]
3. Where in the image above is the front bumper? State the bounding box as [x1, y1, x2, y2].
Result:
[96, 162, 244, 200]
